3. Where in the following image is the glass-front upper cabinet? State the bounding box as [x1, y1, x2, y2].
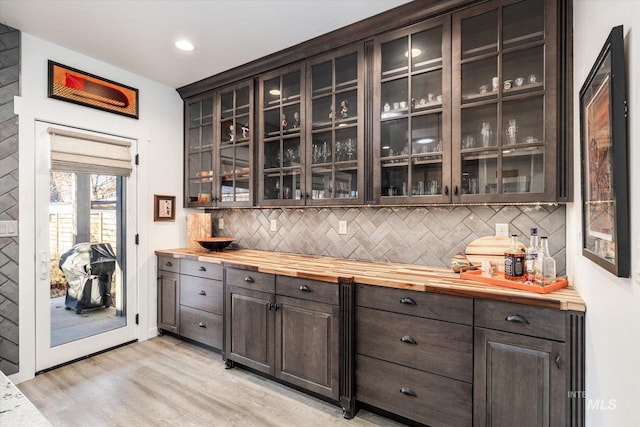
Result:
[217, 81, 253, 206]
[259, 64, 304, 206]
[374, 17, 451, 203]
[185, 94, 214, 207]
[452, 0, 557, 202]
[306, 46, 364, 205]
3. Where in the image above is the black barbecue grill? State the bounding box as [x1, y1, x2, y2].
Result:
[58, 242, 117, 314]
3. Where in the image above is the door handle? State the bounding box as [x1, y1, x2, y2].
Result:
[299, 285, 311, 292]
[198, 266, 206, 272]
[505, 314, 530, 324]
[400, 335, 417, 345]
[198, 290, 206, 296]
[39, 250, 49, 281]
[399, 387, 417, 397]
[400, 297, 416, 305]
[244, 276, 254, 282]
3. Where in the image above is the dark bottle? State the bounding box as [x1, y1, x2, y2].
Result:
[504, 234, 525, 280]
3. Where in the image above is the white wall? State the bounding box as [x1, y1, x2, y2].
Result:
[12, 33, 185, 383]
[570, 1, 640, 425]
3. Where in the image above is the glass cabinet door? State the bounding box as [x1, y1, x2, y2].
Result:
[375, 17, 451, 202]
[185, 95, 214, 207]
[217, 81, 253, 206]
[453, 0, 554, 201]
[307, 47, 364, 204]
[259, 65, 304, 205]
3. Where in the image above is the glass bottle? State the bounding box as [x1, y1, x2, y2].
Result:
[525, 227, 540, 282]
[504, 234, 525, 280]
[536, 237, 556, 286]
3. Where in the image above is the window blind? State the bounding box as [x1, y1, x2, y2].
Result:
[48, 127, 133, 176]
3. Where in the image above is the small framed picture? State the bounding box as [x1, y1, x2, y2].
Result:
[154, 195, 176, 222]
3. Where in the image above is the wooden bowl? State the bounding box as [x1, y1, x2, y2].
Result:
[195, 237, 235, 252]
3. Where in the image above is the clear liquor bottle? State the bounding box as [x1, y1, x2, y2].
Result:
[536, 236, 556, 286]
[525, 227, 540, 282]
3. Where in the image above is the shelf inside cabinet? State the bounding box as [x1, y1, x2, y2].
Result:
[462, 42, 498, 57]
[503, 31, 544, 48]
[382, 65, 409, 76]
[381, 108, 408, 119]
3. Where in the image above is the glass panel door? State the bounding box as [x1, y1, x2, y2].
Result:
[260, 67, 304, 205]
[454, 0, 548, 200]
[186, 96, 214, 205]
[218, 82, 253, 205]
[308, 49, 363, 203]
[376, 18, 450, 202]
[35, 122, 137, 372]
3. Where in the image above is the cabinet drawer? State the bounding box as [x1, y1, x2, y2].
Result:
[225, 268, 275, 293]
[180, 276, 223, 314]
[180, 305, 222, 349]
[181, 259, 223, 280]
[474, 300, 566, 342]
[276, 276, 338, 305]
[158, 256, 179, 273]
[356, 284, 472, 325]
[356, 307, 472, 382]
[356, 354, 472, 427]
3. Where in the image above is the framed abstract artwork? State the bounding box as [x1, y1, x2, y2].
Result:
[48, 60, 139, 119]
[579, 25, 629, 277]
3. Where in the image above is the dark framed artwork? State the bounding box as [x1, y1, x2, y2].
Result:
[579, 25, 629, 277]
[48, 60, 139, 119]
[154, 195, 176, 222]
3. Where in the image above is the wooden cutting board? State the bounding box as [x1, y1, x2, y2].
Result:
[465, 236, 525, 271]
[187, 213, 212, 251]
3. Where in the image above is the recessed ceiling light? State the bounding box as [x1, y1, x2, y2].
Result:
[175, 39, 195, 52]
[269, 89, 281, 96]
[404, 48, 422, 58]
[416, 138, 434, 144]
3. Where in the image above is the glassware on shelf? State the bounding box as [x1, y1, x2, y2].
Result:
[506, 119, 517, 145]
[481, 122, 492, 147]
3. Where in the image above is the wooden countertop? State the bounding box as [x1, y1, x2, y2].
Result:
[155, 248, 585, 312]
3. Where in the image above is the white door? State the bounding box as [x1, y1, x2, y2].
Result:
[34, 121, 138, 372]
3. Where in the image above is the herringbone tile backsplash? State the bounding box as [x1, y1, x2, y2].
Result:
[211, 205, 566, 274]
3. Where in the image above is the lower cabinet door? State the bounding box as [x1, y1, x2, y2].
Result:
[275, 295, 339, 400]
[474, 328, 567, 427]
[179, 306, 222, 349]
[158, 271, 179, 333]
[225, 285, 275, 374]
[356, 354, 472, 427]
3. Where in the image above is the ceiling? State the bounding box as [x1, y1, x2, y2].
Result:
[0, 0, 412, 89]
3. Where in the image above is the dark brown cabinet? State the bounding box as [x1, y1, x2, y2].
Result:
[157, 256, 179, 334]
[156, 257, 224, 349]
[473, 299, 582, 426]
[452, 0, 560, 202]
[355, 284, 473, 426]
[184, 80, 254, 207]
[374, 16, 452, 203]
[224, 269, 340, 400]
[180, 0, 570, 207]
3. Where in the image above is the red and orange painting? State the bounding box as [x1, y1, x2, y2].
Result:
[48, 61, 138, 119]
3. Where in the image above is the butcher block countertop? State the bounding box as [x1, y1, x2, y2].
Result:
[155, 248, 585, 312]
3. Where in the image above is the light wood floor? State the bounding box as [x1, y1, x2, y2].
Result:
[19, 335, 405, 427]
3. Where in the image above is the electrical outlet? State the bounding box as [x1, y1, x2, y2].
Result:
[270, 219, 277, 232]
[338, 220, 347, 235]
[218, 218, 224, 230]
[495, 223, 509, 237]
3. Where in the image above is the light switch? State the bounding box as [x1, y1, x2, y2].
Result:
[270, 219, 277, 232]
[0, 220, 18, 237]
[219, 218, 224, 230]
